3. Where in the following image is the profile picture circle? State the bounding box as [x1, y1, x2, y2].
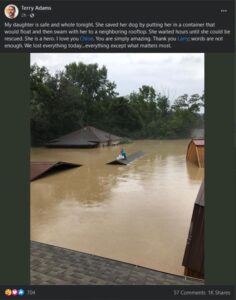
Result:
[4, 4, 19, 19]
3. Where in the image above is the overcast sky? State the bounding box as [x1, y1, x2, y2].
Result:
[31, 53, 204, 102]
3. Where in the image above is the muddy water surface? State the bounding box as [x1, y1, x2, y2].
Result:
[31, 140, 203, 275]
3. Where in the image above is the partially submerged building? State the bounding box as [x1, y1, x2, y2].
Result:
[182, 181, 204, 279]
[107, 151, 144, 165]
[30, 161, 81, 181]
[46, 126, 121, 148]
[186, 139, 205, 168]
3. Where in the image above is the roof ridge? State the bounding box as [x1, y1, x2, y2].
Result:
[87, 126, 101, 140]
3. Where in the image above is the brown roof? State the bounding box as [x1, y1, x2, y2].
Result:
[31, 161, 81, 181]
[186, 139, 205, 168]
[182, 204, 204, 275]
[46, 126, 121, 147]
[182, 181, 205, 275]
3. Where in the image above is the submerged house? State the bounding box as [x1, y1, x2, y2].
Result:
[182, 181, 204, 279]
[31, 161, 81, 181]
[186, 139, 205, 168]
[46, 126, 121, 148]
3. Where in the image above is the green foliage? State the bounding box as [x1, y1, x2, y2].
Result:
[30, 62, 204, 145]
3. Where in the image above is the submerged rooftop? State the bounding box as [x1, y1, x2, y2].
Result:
[46, 126, 121, 148]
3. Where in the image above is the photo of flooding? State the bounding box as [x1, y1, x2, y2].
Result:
[30, 53, 204, 284]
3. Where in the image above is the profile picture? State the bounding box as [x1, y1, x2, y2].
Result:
[4, 4, 19, 19]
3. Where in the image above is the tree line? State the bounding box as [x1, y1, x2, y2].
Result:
[30, 62, 204, 145]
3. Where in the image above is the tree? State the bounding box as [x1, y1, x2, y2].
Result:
[107, 97, 144, 137]
[30, 64, 57, 144]
[62, 62, 118, 125]
[170, 93, 204, 137]
[30, 62, 204, 144]
[30, 62, 119, 145]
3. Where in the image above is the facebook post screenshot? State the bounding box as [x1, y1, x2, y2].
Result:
[0, 0, 235, 299]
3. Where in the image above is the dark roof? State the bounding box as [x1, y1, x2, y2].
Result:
[31, 241, 203, 285]
[31, 161, 81, 181]
[182, 181, 205, 276]
[107, 151, 145, 165]
[182, 204, 204, 275]
[46, 126, 121, 147]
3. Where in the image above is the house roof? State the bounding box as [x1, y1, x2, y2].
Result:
[31, 161, 81, 181]
[46, 126, 121, 147]
[107, 151, 145, 165]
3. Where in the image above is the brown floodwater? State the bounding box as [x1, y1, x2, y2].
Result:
[31, 140, 203, 275]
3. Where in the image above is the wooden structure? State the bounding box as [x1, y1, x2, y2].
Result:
[107, 151, 144, 165]
[186, 139, 205, 168]
[46, 126, 121, 148]
[182, 181, 204, 279]
[31, 161, 81, 181]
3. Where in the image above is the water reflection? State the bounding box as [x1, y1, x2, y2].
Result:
[31, 140, 204, 275]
